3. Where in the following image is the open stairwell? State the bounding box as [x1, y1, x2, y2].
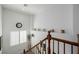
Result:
[23, 31, 79, 54]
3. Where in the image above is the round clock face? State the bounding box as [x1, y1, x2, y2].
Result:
[16, 23, 22, 28]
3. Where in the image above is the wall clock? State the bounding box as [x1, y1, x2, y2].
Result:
[16, 22, 22, 28]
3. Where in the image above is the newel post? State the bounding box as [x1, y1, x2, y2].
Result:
[47, 31, 51, 54]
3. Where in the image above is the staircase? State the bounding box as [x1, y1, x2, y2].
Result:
[23, 31, 79, 54]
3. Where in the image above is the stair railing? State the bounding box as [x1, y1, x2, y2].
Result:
[23, 31, 79, 54]
[51, 37, 79, 54]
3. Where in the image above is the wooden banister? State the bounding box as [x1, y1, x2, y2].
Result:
[24, 31, 79, 54]
[25, 37, 47, 53]
[51, 37, 79, 46]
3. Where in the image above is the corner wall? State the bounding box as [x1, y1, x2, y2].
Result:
[2, 8, 33, 54]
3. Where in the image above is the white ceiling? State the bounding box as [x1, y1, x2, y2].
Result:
[2, 4, 51, 15]
[2, 4, 68, 15]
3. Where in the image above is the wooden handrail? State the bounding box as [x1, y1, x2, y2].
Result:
[24, 31, 79, 54]
[51, 37, 79, 46]
[25, 37, 47, 53]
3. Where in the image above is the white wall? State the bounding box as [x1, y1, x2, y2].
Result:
[31, 4, 74, 45]
[2, 8, 33, 54]
[73, 5, 79, 40]
[31, 4, 78, 54]
[0, 5, 2, 36]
